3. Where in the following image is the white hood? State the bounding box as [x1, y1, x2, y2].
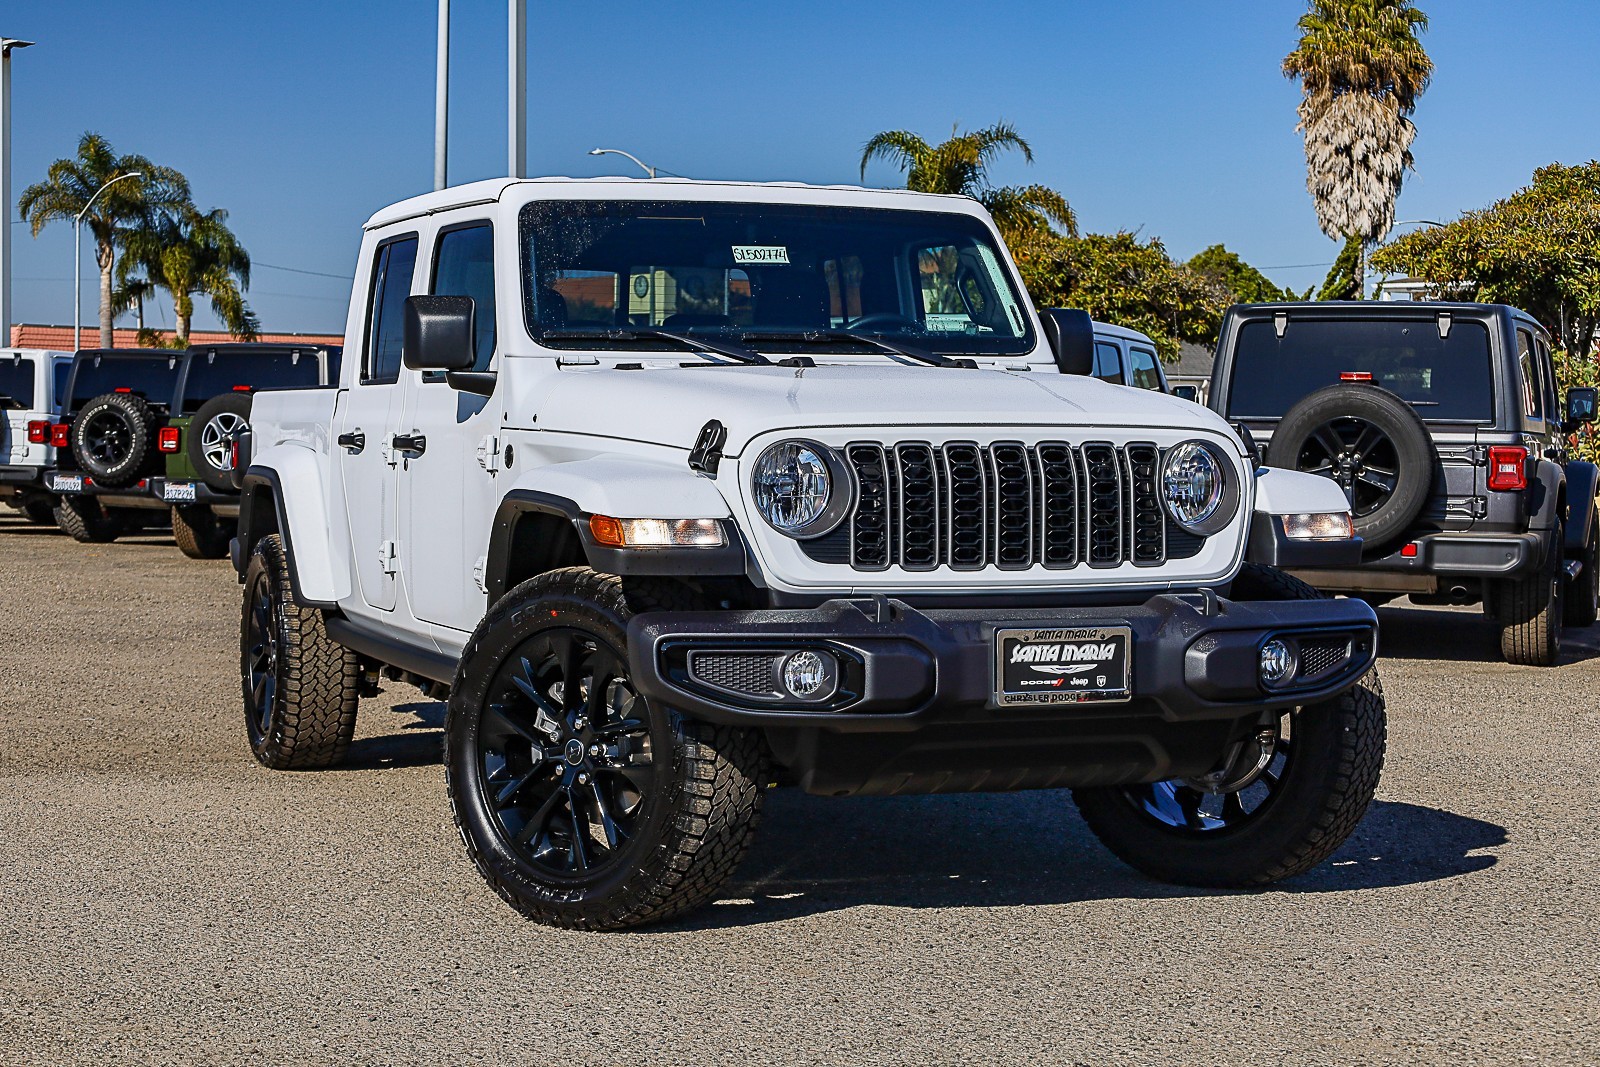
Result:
[533, 363, 1238, 455]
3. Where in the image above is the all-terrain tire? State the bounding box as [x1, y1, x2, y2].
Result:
[187, 392, 252, 492]
[172, 504, 233, 560]
[1492, 522, 1564, 666]
[53, 494, 123, 543]
[445, 567, 767, 930]
[241, 534, 360, 768]
[1563, 514, 1598, 628]
[71, 391, 161, 488]
[20, 497, 57, 525]
[1072, 562, 1386, 887]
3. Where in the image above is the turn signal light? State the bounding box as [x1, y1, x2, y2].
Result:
[27, 420, 50, 444]
[158, 427, 182, 453]
[589, 515, 726, 548]
[50, 423, 70, 448]
[1487, 446, 1528, 491]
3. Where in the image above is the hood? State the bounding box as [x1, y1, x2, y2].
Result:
[533, 363, 1237, 455]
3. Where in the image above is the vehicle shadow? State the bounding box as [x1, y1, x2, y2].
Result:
[342, 701, 446, 770]
[1375, 601, 1600, 664]
[657, 790, 1504, 931]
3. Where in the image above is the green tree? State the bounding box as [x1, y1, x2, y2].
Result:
[1370, 161, 1600, 356]
[17, 132, 189, 347]
[1012, 230, 1229, 360]
[1283, 1, 1433, 292]
[1317, 235, 1365, 299]
[1186, 244, 1303, 303]
[859, 121, 1076, 242]
[118, 205, 258, 345]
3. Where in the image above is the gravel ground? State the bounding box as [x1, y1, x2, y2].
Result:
[2, 511, 1597, 1065]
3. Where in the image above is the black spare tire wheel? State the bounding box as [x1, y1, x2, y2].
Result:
[187, 392, 251, 492]
[1268, 383, 1434, 553]
[71, 391, 160, 489]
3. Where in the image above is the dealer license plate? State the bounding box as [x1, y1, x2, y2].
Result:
[162, 481, 197, 503]
[995, 625, 1133, 706]
[50, 473, 84, 493]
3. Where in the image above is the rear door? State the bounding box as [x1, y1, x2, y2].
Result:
[337, 233, 418, 613]
[0, 353, 41, 466]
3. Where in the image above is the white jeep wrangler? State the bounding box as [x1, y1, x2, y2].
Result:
[234, 178, 1386, 930]
[0, 347, 73, 524]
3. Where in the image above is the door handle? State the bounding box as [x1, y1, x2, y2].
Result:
[337, 430, 365, 453]
[392, 432, 427, 456]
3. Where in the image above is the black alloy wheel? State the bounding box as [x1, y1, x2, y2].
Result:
[81, 409, 132, 467]
[1294, 417, 1401, 519]
[243, 573, 281, 748]
[475, 627, 656, 879]
[1124, 713, 1292, 833]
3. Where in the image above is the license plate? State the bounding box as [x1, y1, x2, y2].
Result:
[995, 625, 1133, 706]
[162, 481, 197, 503]
[50, 473, 84, 493]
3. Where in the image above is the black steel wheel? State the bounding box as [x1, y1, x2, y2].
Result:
[446, 568, 767, 930]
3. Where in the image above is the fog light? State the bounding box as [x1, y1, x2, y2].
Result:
[781, 650, 836, 700]
[1259, 639, 1295, 686]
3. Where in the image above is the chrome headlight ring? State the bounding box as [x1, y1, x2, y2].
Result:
[749, 439, 855, 539]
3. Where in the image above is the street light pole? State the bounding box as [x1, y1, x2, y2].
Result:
[508, 0, 525, 178]
[434, 0, 449, 191]
[73, 171, 140, 352]
[1, 36, 34, 349]
[587, 148, 656, 179]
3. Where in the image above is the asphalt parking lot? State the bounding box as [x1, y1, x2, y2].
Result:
[2, 513, 1597, 1065]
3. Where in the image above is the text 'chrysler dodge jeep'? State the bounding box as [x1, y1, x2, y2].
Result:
[235, 178, 1386, 929]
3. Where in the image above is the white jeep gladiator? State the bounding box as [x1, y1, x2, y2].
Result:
[234, 178, 1386, 930]
[0, 347, 73, 523]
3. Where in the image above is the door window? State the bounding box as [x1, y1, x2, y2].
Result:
[431, 224, 497, 372]
[1128, 347, 1163, 391]
[363, 235, 419, 383]
[1516, 328, 1542, 420]
[1092, 342, 1123, 384]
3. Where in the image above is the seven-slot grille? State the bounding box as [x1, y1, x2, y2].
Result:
[804, 441, 1194, 572]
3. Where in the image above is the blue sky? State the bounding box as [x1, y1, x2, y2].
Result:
[5, 0, 1597, 335]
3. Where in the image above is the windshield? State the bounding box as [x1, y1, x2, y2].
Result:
[520, 200, 1033, 356]
[1226, 318, 1494, 422]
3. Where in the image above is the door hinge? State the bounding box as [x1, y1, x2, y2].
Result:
[472, 555, 488, 593]
[379, 540, 400, 574]
[1469, 445, 1488, 464]
[381, 438, 400, 467]
[477, 434, 502, 473]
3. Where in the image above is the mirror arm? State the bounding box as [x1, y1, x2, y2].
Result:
[446, 370, 498, 396]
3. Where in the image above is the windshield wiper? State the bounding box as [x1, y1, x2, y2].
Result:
[542, 328, 772, 366]
[739, 330, 976, 369]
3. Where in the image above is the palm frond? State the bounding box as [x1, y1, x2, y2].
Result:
[859, 130, 932, 183]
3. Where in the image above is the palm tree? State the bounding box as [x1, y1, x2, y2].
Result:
[17, 132, 189, 347]
[859, 121, 1077, 241]
[118, 205, 258, 344]
[1283, 1, 1432, 293]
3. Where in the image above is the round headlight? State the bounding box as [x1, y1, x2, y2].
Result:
[1161, 441, 1236, 535]
[750, 440, 852, 538]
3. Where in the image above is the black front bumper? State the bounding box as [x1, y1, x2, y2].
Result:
[628, 592, 1376, 797]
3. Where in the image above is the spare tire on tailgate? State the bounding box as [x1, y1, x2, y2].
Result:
[71, 391, 161, 488]
[1268, 382, 1434, 554]
[187, 392, 252, 492]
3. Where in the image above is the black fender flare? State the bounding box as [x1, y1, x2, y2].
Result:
[1564, 460, 1598, 555]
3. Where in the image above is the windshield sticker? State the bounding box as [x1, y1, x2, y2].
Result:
[732, 245, 789, 265]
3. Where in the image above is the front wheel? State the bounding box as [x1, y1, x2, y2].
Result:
[1563, 517, 1598, 628]
[445, 567, 767, 930]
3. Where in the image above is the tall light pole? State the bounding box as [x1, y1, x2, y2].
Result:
[74, 171, 140, 352]
[508, 0, 525, 178]
[588, 148, 656, 179]
[1, 36, 34, 349]
[434, 0, 449, 191]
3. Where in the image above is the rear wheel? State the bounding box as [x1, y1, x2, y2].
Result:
[1072, 563, 1387, 887]
[445, 567, 767, 930]
[53, 495, 123, 543]
[20, 497, 56, 525]
[1492, 523, 1565, 666]
[172, 504, 233, 560]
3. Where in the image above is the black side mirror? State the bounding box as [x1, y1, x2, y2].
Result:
[1565, 387, 1596, 431]
[1039, 308, 1095, 375]
[403, 295, 476, 372]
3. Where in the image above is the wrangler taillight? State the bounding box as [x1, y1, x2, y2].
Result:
[27, 420, 50, 444]
[50, 423, 70, 448]
[1487, 446, 1528, 491]
[158, 427, 182, 453]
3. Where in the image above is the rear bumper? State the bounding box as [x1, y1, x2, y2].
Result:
[1294, 531, 1544, 588]
[43, 470, 237, 513]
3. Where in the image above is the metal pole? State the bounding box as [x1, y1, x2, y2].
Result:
[434, 0, 449, 191]
[73, 172, 140, 352]
[0, 38, 33, 349]
[508, 0, 525, 178]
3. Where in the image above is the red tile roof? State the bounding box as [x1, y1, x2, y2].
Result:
[10, 324, 344, 350]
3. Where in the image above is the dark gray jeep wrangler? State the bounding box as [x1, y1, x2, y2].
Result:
[1210, 301, 1599, 666]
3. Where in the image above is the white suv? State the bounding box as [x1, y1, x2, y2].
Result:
[234, 178, 1386, 929]
[0, 348, 73, 524]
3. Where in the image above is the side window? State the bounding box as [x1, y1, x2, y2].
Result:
[1092, 342, 1123, 384]
[1516, 328, 1542, 420]
[0, 356, 35, 409]
[363, 234, 419, 384]
[1536, 337, 1560, 420]
[430, 223, 496, 373]
[1128, 347, 1163, 391]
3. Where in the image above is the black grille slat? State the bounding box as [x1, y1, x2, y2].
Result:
[817, 441, 1208, 572]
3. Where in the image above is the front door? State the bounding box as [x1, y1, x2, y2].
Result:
[338, 233, 418, 613]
